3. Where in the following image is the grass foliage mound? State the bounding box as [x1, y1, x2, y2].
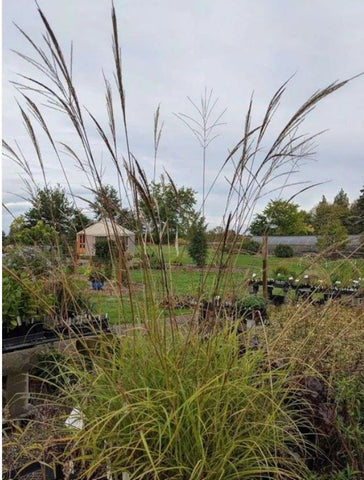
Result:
[45, 328, 312, 479]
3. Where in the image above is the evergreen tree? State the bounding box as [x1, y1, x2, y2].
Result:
[91, 184, 137, 230]
[333, 188, 351, 229]
[9, 215, 28, 240]
[13, 186, 92, 252]
[333, 188, 349, 208]
[72, 210, 92, 234]
[347, 186, 364, 234]
[118, 208, 138, 231]
[312, 192, 350, 251]
[317, 219, 348, 251]
[311, 195, 331, 234]
[91, 185, 122, 220]
[188, 218, 208, 267]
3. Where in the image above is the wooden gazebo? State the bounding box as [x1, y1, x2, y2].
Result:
[76, 219, 135, 257]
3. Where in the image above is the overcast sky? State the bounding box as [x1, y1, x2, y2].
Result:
[2, 0, 364, 233]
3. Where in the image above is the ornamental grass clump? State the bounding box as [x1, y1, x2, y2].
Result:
[48, 327, 312, 479]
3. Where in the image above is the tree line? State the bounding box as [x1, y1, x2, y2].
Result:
[248, 187, 364, 249]
[4, 181, 198, 249]
[4, 183, 364, 257]
[3, 180, 207, 266]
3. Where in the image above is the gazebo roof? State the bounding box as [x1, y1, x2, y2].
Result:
[78, 219, 134, 237]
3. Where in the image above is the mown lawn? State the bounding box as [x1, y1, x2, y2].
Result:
[84, 253, 363, 324]
[137, 244, 364, 281]
[91, 268, 246, 324]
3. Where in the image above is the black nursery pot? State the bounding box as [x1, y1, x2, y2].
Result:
[2, 320, 43, 339]
[272, 295, 285, 306]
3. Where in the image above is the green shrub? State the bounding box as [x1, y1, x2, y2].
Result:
[274, 244, 294, 258]
[322, 259, 363, 286]
[2, 272, 51, 328]
[240, 237, 260, 254]
[4, 245, 54, 277]
[50, 278, 94, 318]
[104, 261, 113, 280]
[238, 295, 267, 310]
[272, 264, 295, 280]
[94, 238, 118, 261]
[170, 254, 184, 266]
[94, 238, 118, 279]
[222, 238, 260, 255]
[236, 295, 268, 319]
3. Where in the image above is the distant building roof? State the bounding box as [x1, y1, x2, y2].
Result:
[252, 236, 317, 246]
[77, 219, 134, 237]
[252, 235, 361, 247]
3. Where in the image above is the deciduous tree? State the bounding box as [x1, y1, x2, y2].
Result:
[249, 200, 311, 235]
[249, 214, 270, 236]
[24, 185, 78, 239]
[10, 220, 58, 246]
[139, 180, 198, 243]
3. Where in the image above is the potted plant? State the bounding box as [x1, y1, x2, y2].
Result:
[235, 295, 268, 325]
